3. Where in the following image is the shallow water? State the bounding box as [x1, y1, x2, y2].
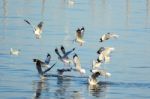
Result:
[0, 0, 150, 99]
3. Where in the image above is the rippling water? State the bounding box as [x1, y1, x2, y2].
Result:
[0, 0, 150, 99]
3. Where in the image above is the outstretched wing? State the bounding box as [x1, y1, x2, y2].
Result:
[36, 60, 43, 75]
[76, 28, 82, 39]
[43, 62, 57, 74]
[24, 19, 35, 31]
[60, 45, 66, 55]
[64, 47, 75, 57]
[55, 48, 61, 58]
[80, 26, 85, 38]
[45, 53, 51, 65]
[73, 54, 81, 70]
[37, 22, 43, 30]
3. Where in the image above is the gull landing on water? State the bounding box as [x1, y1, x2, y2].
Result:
[55, 45, 75, 66]
[99, 33, 119, 42]
[35, 60, 56, 79]
[24, 19, 43, 39]
[33, 53, 51, 68]
[74, 26, 85, 46]
[10, 48, 21, 56]
[88, 69, 111, 85]
[73, 54, 86, 74]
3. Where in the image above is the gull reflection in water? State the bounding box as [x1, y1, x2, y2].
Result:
[54, 76, 72, 99]
[88, 81, 109, 98]
[32, 79, 49, 99]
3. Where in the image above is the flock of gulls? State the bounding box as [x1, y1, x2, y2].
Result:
[10, 20, 119, 86]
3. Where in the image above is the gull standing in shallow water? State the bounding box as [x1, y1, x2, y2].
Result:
[99, 32, 119, 42]
[88, 69, 111, 85]
[74, 26, 85, 46]
[35, 60, 56, 79]
[55, 45, 75, 66]
[73, 54, 86, 74]
[24, 19, 43, 39]
[33, 53, 51, 68]
[10, 48, 21, 56]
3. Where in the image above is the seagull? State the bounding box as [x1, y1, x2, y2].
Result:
[35, 60, 56, 79]
[33, 53, 51, 68]
[57, 68, 72, 76]
[97, 47, 115, 63]
[88, 69, 111, 85]
[10, 48, 21, 56]
[99, 33, 119, 42]
[55, 45, 75, 65]
[24, 19, 43, 39]
[92, 58, 103, 69]
[74, 27, 85, 46]
[73, 54, 86, 74]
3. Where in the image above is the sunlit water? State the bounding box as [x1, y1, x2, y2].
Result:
[0, 0, 150, 99]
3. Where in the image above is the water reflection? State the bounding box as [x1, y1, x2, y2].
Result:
[55, 76, 71, 99]
[88, 82, 109, 98]
[32, 79, 49, 99]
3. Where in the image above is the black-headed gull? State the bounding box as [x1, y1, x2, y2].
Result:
[24, 19, 43, 39]
[88, 69, 111, 85]
[100, 33, 119, 42]
[55, 45, 75, 65]
[73, 54, 86, 74]
[74, 27, 85, 46]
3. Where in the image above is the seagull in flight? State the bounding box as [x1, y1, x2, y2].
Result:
[92, 58, 103, 70]
[88, 69, 111, 85]
[74, 26, 85, 46]
[99, 33, 119, 42]
[73, 54, 86, 74]
[24, 19, 43, 39]
[33, 53, 51, 68]
[10, 48, 21, 56]
[97, 47, 115, 63]
[55, 45, 75, 66]
[35, 60, 56, 79]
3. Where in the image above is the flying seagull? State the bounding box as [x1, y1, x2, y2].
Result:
[74, 26, 85, 46]
[97, 47, 115, 63]
[99, 33, 119, 42]
[10, 48, 21, 56]
[88, 69, 111, 85]
[24, 19, 43, 39]
[73, 54, 86, 74]
[33, 53, 51, 68]
[35, 60, 56, 79]
[55, 45, 75, 65]
[92, 58, 103, 70]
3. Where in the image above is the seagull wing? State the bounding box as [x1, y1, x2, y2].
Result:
[80, 27, 85, 38]
[24, 19, 35, 32]
[76, 29, 82, 39]
[64, 47, 75, 57]
[36, 60, 43, 75]
[43, 62, 57, 74]
[60, 45, 66, 55]
[55, 48, 61, 58]
[73, 54, 81, 70]
[44, 53, 51, 65]
[37, 21, 43, 30]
